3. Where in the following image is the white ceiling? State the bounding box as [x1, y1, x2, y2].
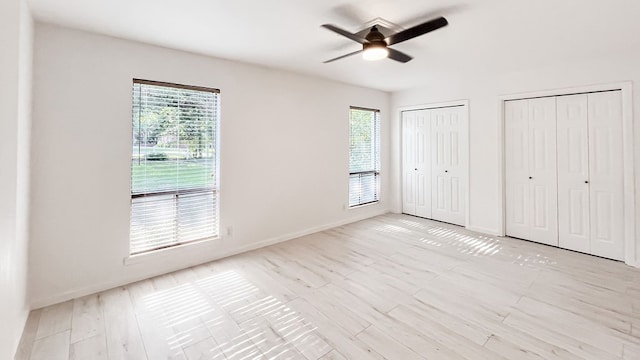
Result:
[27, 0, 640, 92]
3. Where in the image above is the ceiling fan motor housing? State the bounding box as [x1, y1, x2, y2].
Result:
[362, 26, 389, 61]
[364, 25, 387, 49]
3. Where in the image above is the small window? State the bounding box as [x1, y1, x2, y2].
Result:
[130, 79, 220, 255]
[349, 107, 380, 207]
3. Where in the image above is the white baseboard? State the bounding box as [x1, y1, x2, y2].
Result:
[12, 307, 29, 359]
[625, 259, 640, 269]
[30, 209, 390, 309]
[465, 225, 502, 237]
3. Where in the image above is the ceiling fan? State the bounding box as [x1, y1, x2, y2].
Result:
[322, 16, 448, 63]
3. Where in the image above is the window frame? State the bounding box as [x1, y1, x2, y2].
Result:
[129, 78, 221, 255]
[348, 106, 381, 208]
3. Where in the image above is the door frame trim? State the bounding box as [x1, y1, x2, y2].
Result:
[497, 82, 636, 266]
[398, 99, 470, 228]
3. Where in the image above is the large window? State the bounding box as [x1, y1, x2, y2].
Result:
[349, 107, 380, 207]
[130, 79, 219, 255]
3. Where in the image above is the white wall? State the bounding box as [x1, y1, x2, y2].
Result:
[0, 0, 33, 357]
[29, 23, 390, 308]
[391, 56, 640, 265]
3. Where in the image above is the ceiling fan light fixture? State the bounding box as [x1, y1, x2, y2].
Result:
[322, 17, 447, 63]
[362, 43, 388, 61]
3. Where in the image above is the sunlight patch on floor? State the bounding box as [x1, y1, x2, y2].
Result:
[140, 269, 326, 359]
[396, 218, 504, 257]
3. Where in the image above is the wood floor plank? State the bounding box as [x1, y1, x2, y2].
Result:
[285, 298, 385, 360]
[356, 325, 425, 360]
[183, 337, 226, 360]
[35, 300, 73, 340]
[524, 283, 634, 334]
[128, 279, 195, 359]
[387, 304, 509, 360]
[299, 287, 370, 336]
[239, 317, 307, 360]
[229, 257, 299, 303]
[70, 293, 105, 344]
[69, 334, 108, 360]
[318, 350, 346, 360]
[365, 306, 468, 360]
[515, 296, 625, 356]
[29, 331, 70, 360]
[202, 306, 265, 359]
[260, 301, 333, 360]
[484, 335, 557, 360]
[401, 300, 492, 346]
[18, 214, 640, 360]
[503, 309, 622, 360]
[15, 308, 41, 360]
[101, 287, 148, 360]
[624, 343, 640, 359]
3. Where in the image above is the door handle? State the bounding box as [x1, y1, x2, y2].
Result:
[529, 176, 533, 179]
[585, 180, 589, 184]
[445, 170, 448, 173]
[415, 168, 418, 171]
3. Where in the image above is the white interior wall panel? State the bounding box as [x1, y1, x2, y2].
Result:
[29, 24, 391, 307]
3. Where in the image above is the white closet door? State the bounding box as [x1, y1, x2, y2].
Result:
[402, 110, 431, 217]
[527, 97, 558, 246]
[402, 111, 417, 215]
[505, 99, 531, 240]
[414, 110, 432, 218]
[588, 91, 624, 260]
[557, 94, 590, 253]
[431, 106, 466, 226]
[506, 98, 558, 246]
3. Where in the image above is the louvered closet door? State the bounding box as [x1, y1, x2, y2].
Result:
[557, 94, 590, 253]
[588, 91, 624, 260]
[431, 106, 466, 226]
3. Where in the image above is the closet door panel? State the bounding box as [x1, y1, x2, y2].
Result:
[430, 106, 466, 226]
[505, 99, 531, 240]
[448, 107, 466, 224]
[588, 91, 624, 260]
[402, 111, 417, 215]
[415, 110, 432, 218]
[432, 112, 449, 220]
[557, 94, 590, 253]
[527, 97, 558, 246]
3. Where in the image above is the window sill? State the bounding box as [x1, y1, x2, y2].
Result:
[348, 201, 379, 210]
[123, 236, 220, 266]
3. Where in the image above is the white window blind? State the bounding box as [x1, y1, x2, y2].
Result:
[349, 107, 380, 207]
[131, 79, 219, 255]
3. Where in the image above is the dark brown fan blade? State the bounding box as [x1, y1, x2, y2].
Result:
[322, 24, 367, 44]
[387, 48, 413, 63]
[386, 17, 448, 46]
[323, 49, 363, 63]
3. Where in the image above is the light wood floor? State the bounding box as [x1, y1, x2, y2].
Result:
[15, 214, 640, 360]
